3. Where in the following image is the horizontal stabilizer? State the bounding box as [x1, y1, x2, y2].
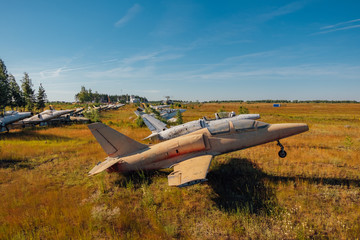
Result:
[88, 123, 148, 157]
[144, 132, 160, 140]
[168, 155, 213, 187]
[89, 157, 121, 176]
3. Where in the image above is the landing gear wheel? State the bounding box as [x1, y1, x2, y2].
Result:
[277, 140, 287, 158]
[278, 150, 287, 158]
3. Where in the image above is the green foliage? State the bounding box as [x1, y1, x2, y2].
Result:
[0, 59, 9, 112]
[84, 109, 100, 122]
[148, 107, 167, 123]
[36, 83, 47, 111]
[21, 72, 35, 112]
[344, 136, 353, 149]
[218, 106, 226, 112]
[0, 59, 41, 112]
[176, 110, 183, 125]
[135, 116, 145, 128]
[8, 74, 25, 110]
[75, 86, 148, 103]
[239, 106, 249, 114]
[75, 86, 93, 103]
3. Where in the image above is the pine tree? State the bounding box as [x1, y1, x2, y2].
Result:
[21, 72, 35, 112]
[176, 110, 183, 125]
[0, 59, 10, 112]
[8, 74, 25, 110]
[36, 83, 47, 111]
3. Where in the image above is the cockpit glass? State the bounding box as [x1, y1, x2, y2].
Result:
[208, 121, 230, 135]
[255, 121, 269, 128]
[232, 119, 255, 130]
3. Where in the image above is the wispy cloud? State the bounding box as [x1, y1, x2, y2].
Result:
[115, 4, 142, 27]
[38, 65, 94, 79]
[122, 51, 160, 65]
[259, 1, 305, 22]
[121, 50, 183, 65]
[315, 18, 360, 34]
[39, 67, 64, 78]
[321, 18, 360, 30]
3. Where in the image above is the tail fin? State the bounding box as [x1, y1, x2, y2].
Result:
[88, 123, 148, 157]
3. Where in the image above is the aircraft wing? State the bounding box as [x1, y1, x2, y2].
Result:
[168, 154, 213, 187]
[140, 113, 168, 133]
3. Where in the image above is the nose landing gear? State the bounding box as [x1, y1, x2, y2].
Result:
[277, 140, 287, 158]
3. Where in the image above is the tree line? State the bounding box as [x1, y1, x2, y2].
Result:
[0, 58, 47, 113]
[75, 86, 147, 103]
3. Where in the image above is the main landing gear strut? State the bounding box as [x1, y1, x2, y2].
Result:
[277, 140, 287, 158]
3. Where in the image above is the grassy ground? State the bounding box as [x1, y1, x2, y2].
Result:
[1, 103, 359, 239]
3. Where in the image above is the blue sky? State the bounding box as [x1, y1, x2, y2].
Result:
[1, 0, 359, 102]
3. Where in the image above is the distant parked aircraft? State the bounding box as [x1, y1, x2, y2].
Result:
[140, 105, 186, 120]
[88, 119, 308, 187]
[17, 109, 74, 126]
[85, 103, 125, 114]
[0, 111, 32, 133]
[135, 110, 260, 140]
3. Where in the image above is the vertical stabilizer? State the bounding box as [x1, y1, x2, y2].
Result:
[88, 123, 148, 157]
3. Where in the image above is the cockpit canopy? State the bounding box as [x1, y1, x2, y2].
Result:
[207, 119, 269, 135]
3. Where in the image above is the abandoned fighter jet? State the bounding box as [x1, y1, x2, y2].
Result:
[88, 119, 309, 187]
[17, 109, 74, 126]
[141, 105, 186, 120]
[0, 111, 32, 133]
[136, 110, 261, 140]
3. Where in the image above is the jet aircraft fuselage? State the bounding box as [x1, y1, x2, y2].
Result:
[89, 119, 308, 186]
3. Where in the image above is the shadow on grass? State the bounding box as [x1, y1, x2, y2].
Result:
[208, 158, 278, 215]
[208, 157, 360, 214]
[0, 158, 34, 169]
[0, 129, 72, 141]
[114, 170, 169, 189]
[265, 174, 360, 188]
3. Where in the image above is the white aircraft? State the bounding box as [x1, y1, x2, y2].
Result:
[0, 111, 32, 133]
[18, 109, 74, 126]
[135, 111, 261, 140]
[143, 105, 186, 120]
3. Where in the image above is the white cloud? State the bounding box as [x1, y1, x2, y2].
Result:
[315, 18, 360, 34]
[321, 18, 360, 30]
[115, 4, 142, 27]
[39, 67, 64, 79]
[122, 52, 160, 65]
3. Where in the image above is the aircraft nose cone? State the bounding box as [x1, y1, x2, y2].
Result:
[267, 123, 309, 139]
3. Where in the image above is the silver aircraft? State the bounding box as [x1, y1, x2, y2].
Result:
[17, 109, 74, 126]
[0, 111, 32, 133]
[143, 105, 187, 120]
[135, 110, 260, 140]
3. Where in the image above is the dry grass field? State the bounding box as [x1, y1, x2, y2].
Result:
[1, 103, 359, 239]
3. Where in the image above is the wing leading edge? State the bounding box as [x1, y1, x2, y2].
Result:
[168, 155, 213, 187]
